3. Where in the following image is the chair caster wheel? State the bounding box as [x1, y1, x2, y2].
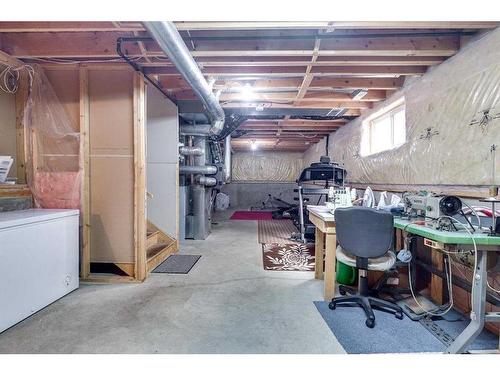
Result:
[328, 302, 336, 310]
[395, 312, 404, 320]
[339, 289, 347, 296]
[365, 318, 375, 328]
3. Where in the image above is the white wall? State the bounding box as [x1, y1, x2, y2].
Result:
[303, 28, 500, 191]
[0, 90, 17, 179]
[146, 84, 179, 239]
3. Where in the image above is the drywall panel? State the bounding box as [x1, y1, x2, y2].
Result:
[232, 151, 304, 182]
[0, 90, 17, 179]
[303, 28, 500, 190]
[89, 69, 135, 263]
[146, 83, 178, 239]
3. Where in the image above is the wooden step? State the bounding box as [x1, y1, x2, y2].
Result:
[146, 241, 177, 272]
[146, 231, 160, 249]
[147, 242, 168, 259]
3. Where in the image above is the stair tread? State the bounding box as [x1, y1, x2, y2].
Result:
[147, 242, 172, 259]
[147, 230, 159, 238]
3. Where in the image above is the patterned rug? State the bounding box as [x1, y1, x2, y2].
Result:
[257, 219, 297, 244]
[230, 211, 273, 220]
[262, 243, 315, 271]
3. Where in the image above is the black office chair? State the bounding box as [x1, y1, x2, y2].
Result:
[329, 206, 404, 328]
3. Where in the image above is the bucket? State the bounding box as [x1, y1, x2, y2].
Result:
[336, 260, 356, 285]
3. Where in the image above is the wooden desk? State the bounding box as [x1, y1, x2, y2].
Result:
[307, 206, 337, 301]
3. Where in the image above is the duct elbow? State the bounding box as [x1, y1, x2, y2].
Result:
[195, 176, 217, 187]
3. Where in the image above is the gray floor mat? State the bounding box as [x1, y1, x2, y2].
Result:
[152, 255, 201, 274]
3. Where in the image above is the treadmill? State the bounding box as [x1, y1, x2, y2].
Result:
[292, 156, 346, 243]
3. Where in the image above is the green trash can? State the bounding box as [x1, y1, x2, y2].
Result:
[336, 260, 356, 285]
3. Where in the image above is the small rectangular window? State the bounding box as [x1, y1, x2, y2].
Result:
[361, 99, 406, 156]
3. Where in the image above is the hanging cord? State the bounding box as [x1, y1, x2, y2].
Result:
[0, 64, 34, 94]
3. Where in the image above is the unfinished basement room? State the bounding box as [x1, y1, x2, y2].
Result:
[0, 2, 499, 371]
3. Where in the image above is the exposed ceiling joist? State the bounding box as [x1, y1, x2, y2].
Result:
[173, 21, 499, 31]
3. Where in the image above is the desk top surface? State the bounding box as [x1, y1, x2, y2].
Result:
[394, 217, 500, 246]
[307, 205, 335, 222]
[308, 205, 500, 246]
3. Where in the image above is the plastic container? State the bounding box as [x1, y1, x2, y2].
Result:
[336, 260, 357, 285]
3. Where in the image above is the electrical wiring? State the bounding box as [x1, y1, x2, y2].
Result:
[403, 217, 475, 317]
[0, 64, 34, 94]
[25, 56, 142, 65]
[407, 250, 455, 317]
[461, 201, 483, 230]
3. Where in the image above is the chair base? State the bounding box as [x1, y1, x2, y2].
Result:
[331, 279, 404, 328]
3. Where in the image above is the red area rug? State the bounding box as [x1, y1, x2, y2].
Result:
[230, 211, 274, 220]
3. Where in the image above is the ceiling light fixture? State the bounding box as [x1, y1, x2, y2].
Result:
[240, 83, 256, 101]
[250, 140, 258, 151]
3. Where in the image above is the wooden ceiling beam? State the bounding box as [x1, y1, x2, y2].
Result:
[0, 21, 142, 33]
[242, 119, 347, 127]
[173, 21, 498, 30]
[214, 77, 404, 90]
[222, 101, 371, 110]
[139, 56, 445, 67]
[1, 21, 494, 33]
[144, 64, 426, 78]
[162, 76, 403, 91]
[222, 102, 362, 114]
[0, 32, 459, 59]
[175, 90, 386, 102]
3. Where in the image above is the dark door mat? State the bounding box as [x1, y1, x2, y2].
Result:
[314, 301, 498, 353]
[152, 255, 201, 274]
[262, 243, 315, 271]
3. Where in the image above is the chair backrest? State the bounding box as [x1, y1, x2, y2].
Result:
[334, 206, 394, 259]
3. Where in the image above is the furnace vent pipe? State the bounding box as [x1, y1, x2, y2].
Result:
[180, 124, 212, 136]
[179, 165, 217, 175]
[224, 135, 232, 182]
[143, 21, 225, 136]
[195, 176, 217, 187]
[179, 146, 204, 156]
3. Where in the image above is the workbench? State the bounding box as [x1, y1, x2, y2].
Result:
[395, 217, 500, 354]
[308, 207, 500, 354]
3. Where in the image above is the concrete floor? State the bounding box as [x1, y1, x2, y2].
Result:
[0, 211, 344, 353]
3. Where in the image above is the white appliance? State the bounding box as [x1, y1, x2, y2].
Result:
[0, 209, 79, 333]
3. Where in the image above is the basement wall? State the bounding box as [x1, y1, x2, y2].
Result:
[222, 151, 303, 208]
[303, 27, 500, 194]
[0, 90, 17, 179]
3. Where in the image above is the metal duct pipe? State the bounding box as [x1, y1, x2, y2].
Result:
[179, 165, 217, 175]
[180, 124, 212, 136]
[195, 176, 217, 187]
[179, 146, 204, 156]
[143, 21, 225, 136]
[224, 135, 232, 182]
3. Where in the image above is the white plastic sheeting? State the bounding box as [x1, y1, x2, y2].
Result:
[232, 151, 304, 182]
[303, 28, 500, 189]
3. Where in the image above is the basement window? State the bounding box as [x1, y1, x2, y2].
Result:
[360, 98, 406, 156]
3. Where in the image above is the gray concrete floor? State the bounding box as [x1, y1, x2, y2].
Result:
[0, 211, 344, 353]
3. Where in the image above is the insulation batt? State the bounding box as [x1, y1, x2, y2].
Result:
[303, 28, 500, 189]
[232, 151, 304, 182]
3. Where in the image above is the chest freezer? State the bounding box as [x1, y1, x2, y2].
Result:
[0, 209, 79, 333]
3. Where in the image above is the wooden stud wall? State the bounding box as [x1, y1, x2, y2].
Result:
[20, 63, 153, 282]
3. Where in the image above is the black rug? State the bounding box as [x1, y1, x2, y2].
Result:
[152, 255, 201, 274]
